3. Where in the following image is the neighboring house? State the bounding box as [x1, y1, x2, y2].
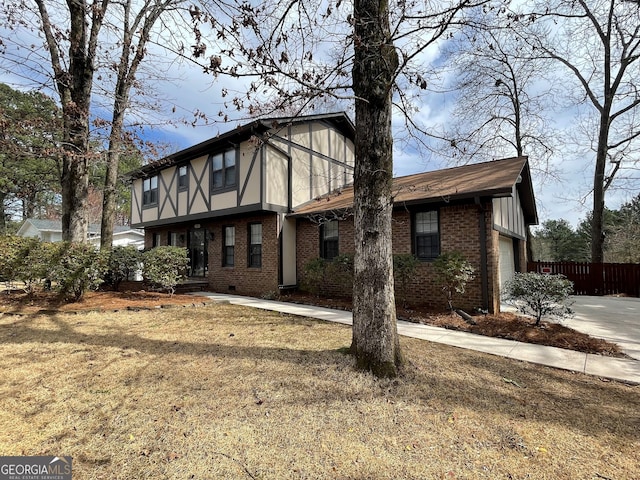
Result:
[128, 112, 538, 312]
[16, 218, 145, 249]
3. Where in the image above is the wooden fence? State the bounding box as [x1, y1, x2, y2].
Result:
[527, 261, 640, 297]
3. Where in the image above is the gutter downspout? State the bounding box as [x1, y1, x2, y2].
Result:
[476, 196, 489, 311]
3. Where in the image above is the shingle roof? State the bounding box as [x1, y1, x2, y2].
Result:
[25, 218, 61, 232]
[22, 219, 142, 236]
[291, 156, 538, 224]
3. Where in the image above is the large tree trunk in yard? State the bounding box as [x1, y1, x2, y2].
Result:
[60, 115, 90, 243]
[100, 125, 124, 250]
[350, 0, 402, 377]
[591, 111, 610, 264]
[0, 192, 6, 235]
[35, 0, 104, 243]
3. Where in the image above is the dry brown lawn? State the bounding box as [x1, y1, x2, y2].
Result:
[0, 303, 638, 479]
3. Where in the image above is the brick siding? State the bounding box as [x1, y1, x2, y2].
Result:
[296, 201, 502, 312]
[144, 199, 529, 313]
[206, 213, 280, 295]
[145, 213, 281, 297]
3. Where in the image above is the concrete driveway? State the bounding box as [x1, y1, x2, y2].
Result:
[563, 296, 640, 360]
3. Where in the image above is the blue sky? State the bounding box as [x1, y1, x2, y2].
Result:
[144, 68, 626, 230]
[135, 76, 627, 230]
[1, 3, 636, 230]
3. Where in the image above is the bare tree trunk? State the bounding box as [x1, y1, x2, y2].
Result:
[0, 192, 6, 235]
[22, 191, 38, 220]
[60, 161, 89, 242]
[35, 0, 105, 243]
[59, 82, 91, 243]
[350, 0, 402, 377]
[591, 116, 609, 263]
[100, 128, 123, 249]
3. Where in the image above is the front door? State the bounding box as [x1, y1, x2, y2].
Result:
[188, 228, 208, 277]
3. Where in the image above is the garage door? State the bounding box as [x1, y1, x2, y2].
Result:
[498, 235, 515, 294]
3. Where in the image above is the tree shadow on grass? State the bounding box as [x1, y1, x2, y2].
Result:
[1, 311, 638, 444]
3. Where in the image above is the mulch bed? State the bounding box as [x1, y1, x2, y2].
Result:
[0, 290, 212, 315]
[0, 289, 627, 358]
[279, 292, 627, 358]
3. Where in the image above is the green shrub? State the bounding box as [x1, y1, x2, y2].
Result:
[0, 236, 57, 294]
[17, 239, 58, 294]
[393, 254, 420, 307]
[301, 257, 326, 296]
[143, 246, 188, 295]
[107, 246, 141, 291]
[325, 253, 354, 293]
[50, 242, 109, 302]
[433, 252, 475, 311]
[0, 235, 29, 289]
[503, 272, 574, 326]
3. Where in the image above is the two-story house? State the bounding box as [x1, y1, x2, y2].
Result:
[129, 112, 356, 294]
[129, 112, 538, 313]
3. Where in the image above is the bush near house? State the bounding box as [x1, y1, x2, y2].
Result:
[300, 254, 421, 307]
[0, 236, 144, 301]
[106, 245, 141, 291]
[142, 246, 189, 295]
[503, 272, 574, 326]
[325, 253, 354, 293]
[17, 239, 58, 295]
[0, 236, 58, 294]
[301, 257, 327, 297]
[393, 254, 420, 307]
[0, 236, 31, 289]
[433, 251, 475, 311]
[301, 255, 355, 298]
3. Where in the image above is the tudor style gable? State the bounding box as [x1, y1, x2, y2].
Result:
[129, 113, 355, 229]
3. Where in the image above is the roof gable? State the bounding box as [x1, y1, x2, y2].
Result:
[128, 112, 355, 180]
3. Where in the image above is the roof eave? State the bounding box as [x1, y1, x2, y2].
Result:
[126, 112, 354, 181]
[291, 186, 519, 217]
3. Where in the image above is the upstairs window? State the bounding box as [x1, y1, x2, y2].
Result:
[248, 223, 262, 268]
[320, 221, 339, 260]
[178, 165, 188, 190]
[143, 176, 158, 206]
[223, 226, 235, 267]
[211, 149, 236, 190]
[414, 210, 439, 260]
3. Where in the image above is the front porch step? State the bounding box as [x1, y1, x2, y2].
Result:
[175, 280, 209, 294]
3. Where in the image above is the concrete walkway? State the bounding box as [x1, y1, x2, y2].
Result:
[190, 292, 640, 385]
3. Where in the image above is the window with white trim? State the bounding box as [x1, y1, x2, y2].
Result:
[178, 165, 188, 190]
[223, 226, 235, 267]
[248, 223, 262, 268]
